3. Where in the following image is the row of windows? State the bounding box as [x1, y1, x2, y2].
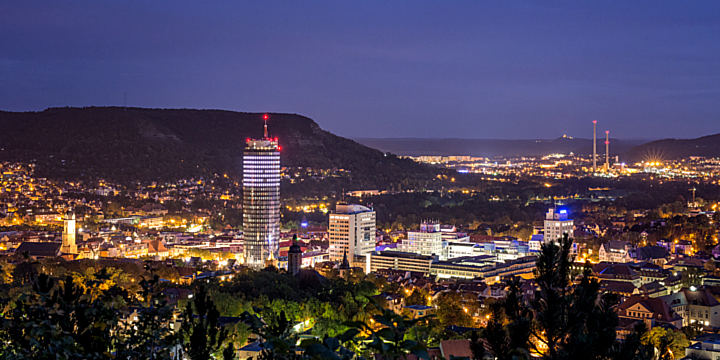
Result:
[244, 155, 280, 159]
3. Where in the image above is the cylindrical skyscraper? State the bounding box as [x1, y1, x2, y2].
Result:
[243, 114, 281, 269]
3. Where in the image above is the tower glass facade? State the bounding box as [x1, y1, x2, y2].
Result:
[243, 138, 280, 268]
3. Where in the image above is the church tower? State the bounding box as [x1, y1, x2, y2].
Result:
[61, 210, 78, 254]
[288, 235, 303, 275]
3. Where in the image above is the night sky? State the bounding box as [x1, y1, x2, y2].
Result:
[2, 1, 719, 139]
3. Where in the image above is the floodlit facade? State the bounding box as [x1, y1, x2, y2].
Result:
[60, 210, 77, 254]
[329, 204, 376, 262]
[243, 121, 281, 269]
[544, 208, 574, 241]
[400, 221, 444, 258]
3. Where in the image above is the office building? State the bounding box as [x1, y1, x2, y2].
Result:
[400, 221, 444, 258]
[365, 251, 435, 274]
[544, 208, 574, 241]
[328, 204, 376, 262]
[243, 115, 281, 268]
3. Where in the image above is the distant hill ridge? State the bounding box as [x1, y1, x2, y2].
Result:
[624, 133, 720, 162]
[0, 107, 436, 187]
[354, 137, 648, 158]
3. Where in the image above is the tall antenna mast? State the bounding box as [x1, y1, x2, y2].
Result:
[605, 130, 609, 171]
[263, 114, 269, 139]
[592, 120, 597, 174]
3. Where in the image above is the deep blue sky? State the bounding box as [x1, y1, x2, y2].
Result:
[1, 1, 719, 139]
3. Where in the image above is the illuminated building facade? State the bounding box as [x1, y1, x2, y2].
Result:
[544, 208, 574, 241]
[329, 204, 376, 262]
[60, 210, 77, 254]
[243, 115, 281, 268]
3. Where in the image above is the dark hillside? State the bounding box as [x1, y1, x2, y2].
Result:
[0, 107, 438, 189]
[624, 133, 720, 162]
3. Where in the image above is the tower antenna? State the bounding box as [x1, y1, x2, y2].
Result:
[263, 113, 269, 139]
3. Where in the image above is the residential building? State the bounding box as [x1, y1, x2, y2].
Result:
[617, 295, 683, 329]
[635, 246, 671, 266]
[404, 305, 434, 319]
[599, 241, 633, 263]
[660, 287, 720, 327]
[328, 204, 376, 262]
[15, 242, 61, 259]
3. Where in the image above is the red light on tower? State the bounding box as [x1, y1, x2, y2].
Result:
[605, 141, 609, 144]
[277, 145, 282, 151]
[263, 114, 269, 120]
[593, 120, 597, 124]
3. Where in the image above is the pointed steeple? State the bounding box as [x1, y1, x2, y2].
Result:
[340, 248, 350, 270]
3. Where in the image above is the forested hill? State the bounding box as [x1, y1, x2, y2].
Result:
[624, 133, 720, 162]
[0, 107, 438, 188]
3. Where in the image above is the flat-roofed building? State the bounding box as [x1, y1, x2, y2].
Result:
[328, 204, 376, 262]
[400, 221, 443, 258]
[544, 208, 573, 241]
[365, 251, 434, 274]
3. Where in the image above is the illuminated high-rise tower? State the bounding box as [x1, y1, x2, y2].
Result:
[243, 114, 281, 268]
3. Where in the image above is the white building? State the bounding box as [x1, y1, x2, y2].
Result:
[400, 221, 444, 259]
[544, 208, 574, 241]
[599, 241, 633, 263]
[328, 204, 376, 262]
[445, 241, 482, 259]
[529, 234, 544, 252]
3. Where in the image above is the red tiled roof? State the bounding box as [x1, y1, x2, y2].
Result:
[440, 340, 473, 359]
[619, 295, 682, 323]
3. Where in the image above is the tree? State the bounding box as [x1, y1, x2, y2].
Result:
[181, 286, 229, 360]
[435, 292, 473, 327]
[641, 327, 689, 360]
[493, 234, 637, 360]
[469, 330, 486, 360]
[115, 276, 180, 360]
[344, 304, 431, 360]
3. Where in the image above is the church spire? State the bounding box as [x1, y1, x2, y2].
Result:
[340, 248, 350, 270]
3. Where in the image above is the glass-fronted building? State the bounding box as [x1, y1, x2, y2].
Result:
[243, 138, 280, 268]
